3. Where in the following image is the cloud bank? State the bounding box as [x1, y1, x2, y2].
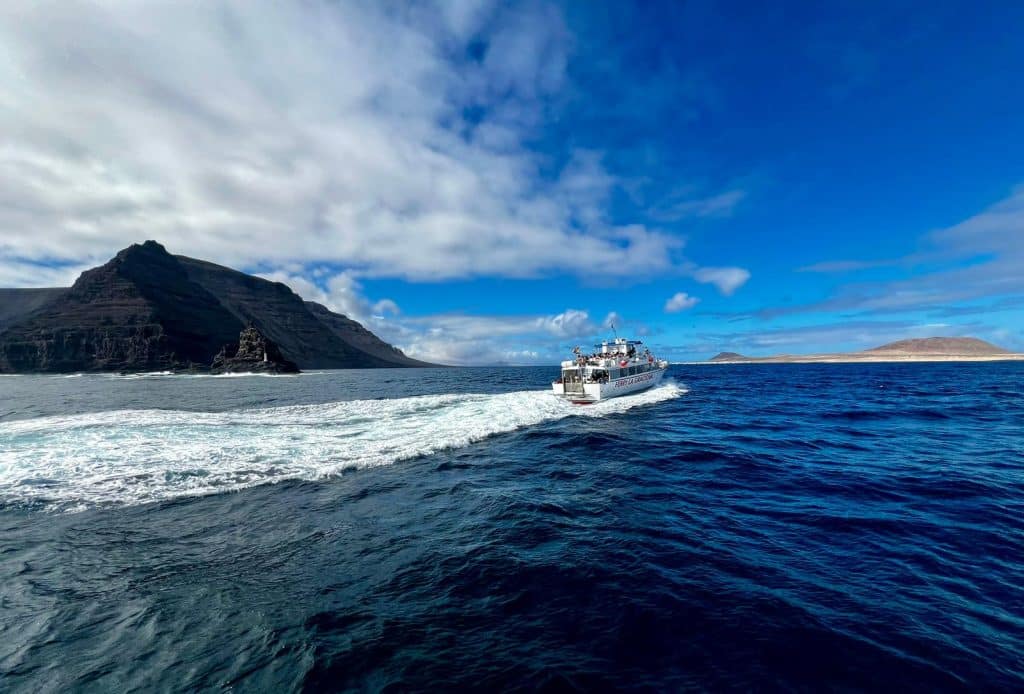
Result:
[0, 0, 683, 283]
[0, 0, 756, 364]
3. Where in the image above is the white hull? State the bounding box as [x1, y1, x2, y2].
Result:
[552, 365, 667, 403]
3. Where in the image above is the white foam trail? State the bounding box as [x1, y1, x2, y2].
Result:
[51, 371, 309, 380]
[0, 382, 685, 510]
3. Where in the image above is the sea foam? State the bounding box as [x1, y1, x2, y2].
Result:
[0, 382, 684, 510]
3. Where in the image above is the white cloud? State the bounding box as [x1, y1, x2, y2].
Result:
[237, 264, 650, 364]
[372, 299, 401, 317]
[797, 259, 893, 273]
[0, 0, 682, 283]
[0, 0, 763, 365]
[649, 189, 747, 221]
[398, 336, 541, 366]
[930, 185, 1024, 259]
[664, 292, 699, 312]
[0, 259, 91, 288]
[394, 308, 614, 364]
[260, 264, 618, 362]
[258, 269, 401, 327]
[535, 309, 595, 338]
[693, 266, 751, 295]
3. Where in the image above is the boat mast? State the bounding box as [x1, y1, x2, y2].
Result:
[573, 345, 584, 388]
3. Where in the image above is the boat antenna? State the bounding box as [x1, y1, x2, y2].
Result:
[610, 322, 617, 339]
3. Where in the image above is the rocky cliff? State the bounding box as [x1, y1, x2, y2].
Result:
[210, 326, 299, 374]
[0, 241, 435, 373]
[0, 242, 243, 372]
[175, 255, 387, 369]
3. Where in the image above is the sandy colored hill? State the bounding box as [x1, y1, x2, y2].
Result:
[708, 337, 1024, 363]
[865, 337, 1010, 355]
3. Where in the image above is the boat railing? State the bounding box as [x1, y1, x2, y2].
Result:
[564, 379, 584, 394]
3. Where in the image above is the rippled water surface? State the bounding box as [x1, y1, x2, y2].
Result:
[1, 364, 1022, 691]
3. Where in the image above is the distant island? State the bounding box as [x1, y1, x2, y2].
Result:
[708, 337, 1024, 363]
[0, 241, 436, 373]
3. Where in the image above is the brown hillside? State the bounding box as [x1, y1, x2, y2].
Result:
[866, 337, 1009, 355]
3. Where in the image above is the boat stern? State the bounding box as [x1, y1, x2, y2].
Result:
[552, 381, 602, 404]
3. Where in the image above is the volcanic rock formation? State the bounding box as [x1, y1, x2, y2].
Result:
[210, 326, 299, 374]
[0, 241, 435, 373]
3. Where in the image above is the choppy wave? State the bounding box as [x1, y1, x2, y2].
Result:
[0, 382, 684, 510]
[3, 364, 1024, 690]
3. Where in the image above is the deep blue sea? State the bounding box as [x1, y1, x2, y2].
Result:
[1, 364, 1022, 691]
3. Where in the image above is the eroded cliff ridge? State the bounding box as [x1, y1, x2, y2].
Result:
[0, 241, 435, 373]
[0, 242, 242, 372]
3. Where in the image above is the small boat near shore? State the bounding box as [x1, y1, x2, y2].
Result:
[552, 337, 669, 404]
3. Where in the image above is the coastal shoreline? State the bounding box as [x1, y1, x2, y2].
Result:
[694, 354, 1024, 364]
[699, 338, 1024, 365]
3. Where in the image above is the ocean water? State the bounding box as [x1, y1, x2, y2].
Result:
[1, 364, 1022, 691]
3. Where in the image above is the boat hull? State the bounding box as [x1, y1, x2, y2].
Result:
[552, 366, 667, 403]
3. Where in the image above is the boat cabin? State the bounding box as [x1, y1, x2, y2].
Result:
[557, 338, 659, 391]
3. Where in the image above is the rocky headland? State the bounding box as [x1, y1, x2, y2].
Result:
[0, 241, 435, 373]
[210, 326, 299, 374]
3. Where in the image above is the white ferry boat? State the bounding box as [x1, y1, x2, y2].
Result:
[552, 337, 669, 404]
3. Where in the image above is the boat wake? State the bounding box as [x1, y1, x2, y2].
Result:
[0, 382, 685, 511]
[52, 370, 311, 380]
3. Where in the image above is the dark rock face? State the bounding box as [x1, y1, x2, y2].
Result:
[0, 240, 436, 373]
[0, 242, 242, 373]
[176, 256, 389, 369]
[210, 326, 299, 374]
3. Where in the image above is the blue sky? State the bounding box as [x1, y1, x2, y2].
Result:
[1, 1, 1023, 363]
